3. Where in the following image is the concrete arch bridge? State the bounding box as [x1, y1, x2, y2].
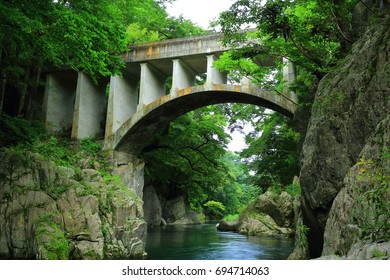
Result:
[43, 33, 297, 155]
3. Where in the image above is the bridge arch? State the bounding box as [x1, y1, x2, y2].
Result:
[104, 83, 297, 155]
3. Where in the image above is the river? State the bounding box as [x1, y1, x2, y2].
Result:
[145, 223, 294, 260]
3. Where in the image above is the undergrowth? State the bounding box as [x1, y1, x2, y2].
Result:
[0, 114, 112, 174]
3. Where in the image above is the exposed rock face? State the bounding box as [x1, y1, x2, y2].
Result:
[162, 196, 201, 225]
[143, 185, 163, 226]
[218, 191, 294, 238]
[143, 186, 201, 226]
[0, 150, 146, 259]
[255, 191, 294, 228]
[287, 196, 309, 260]
[299, 15, 390, 257]
[217, 219, 242, 231]
[321, 116, 390, 258]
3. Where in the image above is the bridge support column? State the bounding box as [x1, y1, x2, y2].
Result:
[283, 58, 298, 103]
[171, 59, 196, 97]
[105, 75, 138, 138]
[138, 63, 166, 109]
[71, 72, 107, 139]
[206, 55, 227, 85]
[43, 72, 77, 133]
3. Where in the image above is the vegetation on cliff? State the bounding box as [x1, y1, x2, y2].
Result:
[0, 114, 146, 259]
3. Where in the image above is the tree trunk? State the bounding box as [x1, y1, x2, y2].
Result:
[17, 68, 31, 118]
[0, 49, 4, 115]
[332, 0, 355, 53]
[0, 70, 5, 115]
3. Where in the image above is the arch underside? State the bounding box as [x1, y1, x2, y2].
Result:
[106, 84, 297, 155]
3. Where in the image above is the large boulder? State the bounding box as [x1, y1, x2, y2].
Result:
[217, 219, 242, 231]
[218, 191, 295, 238]
[160, 196, 200, 225]
[255, 191, 294, 228]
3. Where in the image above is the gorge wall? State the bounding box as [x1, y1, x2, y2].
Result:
[0, 149, 146, 259]
[299, 12, 390, 257]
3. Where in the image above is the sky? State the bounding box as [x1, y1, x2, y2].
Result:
[167, 0, 249, 152]
[166, 0, 235, 29]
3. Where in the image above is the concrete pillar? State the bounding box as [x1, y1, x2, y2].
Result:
[171, 59, 196, 97]
[105, 75, 138, 138]
[71, 72, 107, 139]
[138, 63, 166, 108]
[283, 58, 296, 85]
[43, 72, 76, 133]
[241, 76, 253, 87]
[282, 58, 298, 103]
[206, 54, 227, 85]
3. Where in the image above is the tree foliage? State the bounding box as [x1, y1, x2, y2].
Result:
[240, 112, 300, 191]
[215, 0, 380, 83]
[141, 105, 256, 214]
[0, 0, 206, 116]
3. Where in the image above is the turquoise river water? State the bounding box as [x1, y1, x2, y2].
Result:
[145, 223, 294, 260]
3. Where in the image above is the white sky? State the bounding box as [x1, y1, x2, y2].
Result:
[166, 0, 235, 29]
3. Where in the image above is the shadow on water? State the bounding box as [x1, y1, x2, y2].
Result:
[145, 223, 294, 260]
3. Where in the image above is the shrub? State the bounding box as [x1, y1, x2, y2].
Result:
[203, 200, 226, 219]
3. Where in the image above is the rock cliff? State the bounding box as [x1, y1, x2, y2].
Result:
[143, 185, 201, 226]
[299, 14, 390, 257]
[321, 116, 390, 259]
[0, 149, 146, 259]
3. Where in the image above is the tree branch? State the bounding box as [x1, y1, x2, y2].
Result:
[179, 134, 220, 168]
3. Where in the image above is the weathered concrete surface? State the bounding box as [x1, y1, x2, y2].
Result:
[71, 72, 108, 139]
[43, 71, 77, 132]
[105, 75, 138, 139]
[105, 83, 297, 154]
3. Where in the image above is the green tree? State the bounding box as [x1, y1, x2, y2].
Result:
[216, 0, 365, 81]
[240, 112, 300, 191]
[0, 0, 127, 116]
[0, 0, 206, 116]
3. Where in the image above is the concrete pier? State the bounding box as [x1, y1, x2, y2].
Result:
[43, 71, 77, 132]
[105, 75, 139, 138]
[71, 72, 107, 139]
[138, 63, 167, 108]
